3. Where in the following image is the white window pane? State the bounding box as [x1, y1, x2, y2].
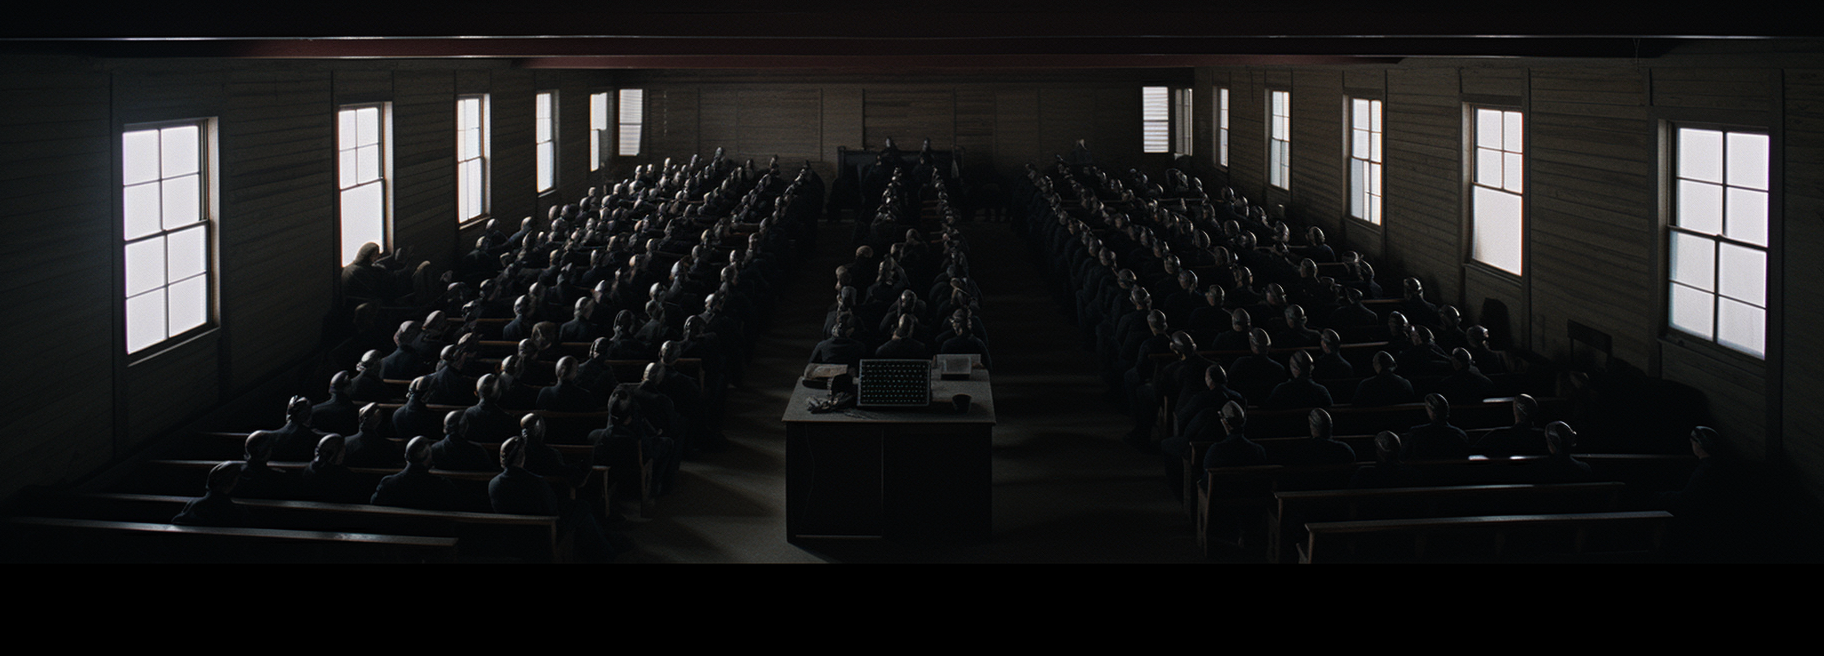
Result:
[591, 93, 608, 130]
[357, 144, 381, 184]
[1726, 188, 1769, 247]
[126, 290, 166, 353]
[1718, 242, 1766, 307]
[1669, 231, 1716, 292]
[1503, 152, 1524, 192]
[125, 237, 166, 297]
[1678, 128, 1723, 184]
[167, 224, 208, 281]
[161, 125, 199, 176]
[1726, 132, 1769, 190]
[462, 160, 483, 219]
[340, 182, 384, 265]
[537, 142, 554, 191]
[1473, 186, 1523, 275]
[536, 117, 552, 143]
[460, 98, 480, 130]
[161, 174, 200, 230]
[1477, 109, 1503, 149]
[619, 89, 644, 122]
[1677, 180, 1723, 234]
[356, 107, 379, 147]
[1370, 101, 1383, 132]
[1370, 193, 1382, 225]
[1352, 99, 1369, 130]
[124, 182, 162, 241]
[339, 148, 358, 189]
[1371, 132, 1382, 163]
[1477, 148, 1502, 187]
[591, 131, 601, 167]
[1716, 298, 1765, 358]
[1370, 161, 1383, 198]
[1142, 87, 1167, 121]
[537, 93, 553, 119]
[1219, 132, 1228, 167]
[1352, 129, 1369, 158]
[168, 274, 208, 335]
[1504, 111, 1523, 153]
[620, 124, 641, 156]
[338, 110, 358, 151]
[1350, 159, 1366, 218]
[1669, 283, 1715, 339]
[123, 130, 161, 185]
[458, 129, 476, 160]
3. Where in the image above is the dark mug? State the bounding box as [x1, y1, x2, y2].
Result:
[951, 394, 971, 414]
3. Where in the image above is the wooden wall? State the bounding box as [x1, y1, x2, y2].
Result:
[1197, 50, 1824, 501]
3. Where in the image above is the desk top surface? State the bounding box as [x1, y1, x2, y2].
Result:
[781, 367, 995, 425]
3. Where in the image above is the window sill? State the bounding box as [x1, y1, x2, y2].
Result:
[1660, 330, 1766, 374]
[1463, 259, 1523, 283]
[127, 325, 219, 367]
[459, 215, 493, 232]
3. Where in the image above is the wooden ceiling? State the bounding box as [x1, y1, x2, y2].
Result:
[4, 1, 1808, 68]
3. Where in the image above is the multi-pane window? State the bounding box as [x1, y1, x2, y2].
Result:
[1142, 86, 1169, 154]
[1668, 126, 1770, 358]
[1349, 97, 1384, 225]
[337, 104, 389, 266]
[457, 95, 489, 223]
[124, 120, 214, 354]
[1173, 87, 1193, 156]
[1217, 87, 1229, 168]
[590, 91, 609, 171]
[618, 88, 644, 157]
[1470, 107, 1524, 275]
[1269, 90, 1291, 189]
[536, 91, 556, 192]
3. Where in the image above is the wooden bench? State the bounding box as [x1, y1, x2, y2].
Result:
[1266, 481, 1626, 563]
[5, 515, 460, 563]
[1298, 510, 1673, 563]
[51, 492, 565, 562]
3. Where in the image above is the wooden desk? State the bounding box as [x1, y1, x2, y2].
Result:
[782, 368, 995, 543]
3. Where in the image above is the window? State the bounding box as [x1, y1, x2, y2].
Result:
[457, 95, 489, 224]
[1668, 126, 1769, 358]
[618, 88, 644, 157]
[536, 91, 556, 192]
[124, 120, 214, 354]
[1216, 87, 1230, 168]
[1269, 90, 1291, 189]
[1470, 106, 1524, 275]
[338, 103, 389, 267]
[1173, 87, 1193, 156]
[1142, 86, 1169, 154]
[1349, 97, 1384, 225]
[590, 91, 609, 171]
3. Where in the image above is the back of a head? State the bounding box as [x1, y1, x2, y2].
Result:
[406, 435, 434, 466]
[1375, 431, 1402, 463]
[1309, 408, 1333, 440]
[1545, 421, 1577, 456]
[1290, 350, 1314, 378]
[1220, 400, 1247, 432]
[244, 430, 276, 463]
[1514, 393, 1539, 424]
[207, 461, 244, 495]
[1373, 350, 1396, 374]
[499, 436, 527, 469]
[1424, 393, 1450, 421]
[314, 433, 346, 465]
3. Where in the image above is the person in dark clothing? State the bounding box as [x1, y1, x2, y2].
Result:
[1405, 393, 1471, 460]
[1266, 350, 1333, 410]
[372, 436, 464, 511]
[270, 395, 333, 462]
[875, 314, 930, 360]
[538, 356, 599, 413]
[1350, 432, 1425, 489]
[1531, 421, 1595, 484]
[1274, 408, 1357, 465]
[1229, 328, 1288, 404]
[810, 318, 869, 370]
[344, 402, 404, 469]
[462, 373, 522, 445]
[1312, 328, 1355, 381]
[235, 430, 296, 500]
[171, 461, 248, 527]
[309, 371, 361, 437]
[391, 376, 441, 441]
[1351, 351, 1417, 407]
[432, 409, 500, 474]
[298, 434, 371, 504]
[346, 349, 390, 404]
[1475, 394, 1548, 459]
[489, 436, 619, 561]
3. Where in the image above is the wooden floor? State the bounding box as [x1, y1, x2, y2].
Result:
[616, 219, 1214, 563]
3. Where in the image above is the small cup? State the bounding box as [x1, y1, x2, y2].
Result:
[951, 394, 972, 414]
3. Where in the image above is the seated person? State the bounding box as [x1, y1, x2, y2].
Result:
[1475, 394, 1548, 459]
[1273, 408, 1357, 465]
[1351, 351, 1417, 407]
[372, 436, 463, 511]
[1404, 393, 1471, 460]
[1266, 350, 1333, 410]
[1349, 432, 1424, 489]
[299, 434, 370, 504]
[1531, 421, 1595, 484]
[171, 461, 248, 527]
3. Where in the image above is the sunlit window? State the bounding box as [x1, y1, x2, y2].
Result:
[457, 95, 489, 223]
[1173, 87, 1193, 157]
[1470, 106, 1524, 275]
[618, 89, 643, 157]
[1349, 97, 1384, 225]
[338, 104, 389, 266]
[1269, 90, 1291, 189]
[1142, 86, 1169, 154]
[123, 120, 214, 354]
[536, 91, 556, 192]
[1217, 87, 1229, 168]
[590, 91, 608, 171]
[1669, 126, 1769, 358]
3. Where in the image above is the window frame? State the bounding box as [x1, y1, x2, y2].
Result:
[536, 90, 557, 194]
[1466, 104, 1525, 277]
[456, 94, 490, 226]
[336, 102, 392, 268]
[1664, 122, 1771, 360]
[1173, 87, 1193, 157]
[1268, 89, 1291, 190]
[617, 88, 644, 158]
[122, 117, 218, 357]
[1347, 97, 1385, 226]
